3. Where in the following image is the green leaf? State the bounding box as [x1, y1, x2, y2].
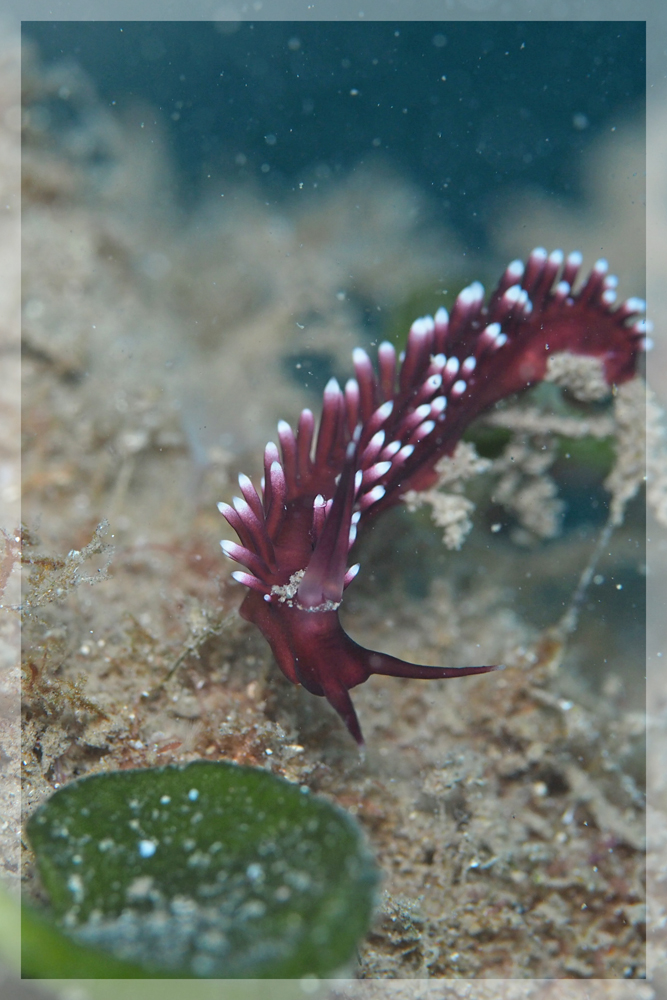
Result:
[26, 760, 379, 979]
[21, 898, 151, 979]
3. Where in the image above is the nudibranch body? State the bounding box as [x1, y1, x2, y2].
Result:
[219, 248, 647, 744]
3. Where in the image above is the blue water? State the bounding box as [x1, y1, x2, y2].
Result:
[22, 20, 645, 253]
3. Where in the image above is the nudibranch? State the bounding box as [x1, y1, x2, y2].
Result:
[219, 249, 647, 744]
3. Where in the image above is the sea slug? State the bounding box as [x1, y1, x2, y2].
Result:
[219, 248, 646, 744]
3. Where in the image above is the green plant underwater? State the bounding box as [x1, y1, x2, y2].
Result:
[25, 760, 379, 979]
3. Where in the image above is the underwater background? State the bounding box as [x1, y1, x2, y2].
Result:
[11, 18, 657, 985]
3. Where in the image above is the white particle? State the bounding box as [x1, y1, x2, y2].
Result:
[188, 788, 199, 801]
[67, 874, 84, 902]
[138, 839, 157, 858]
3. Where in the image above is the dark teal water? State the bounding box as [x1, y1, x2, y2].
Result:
[22, 20, 645, 252]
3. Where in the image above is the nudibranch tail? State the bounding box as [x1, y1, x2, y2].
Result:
[219, 248, 645, 743]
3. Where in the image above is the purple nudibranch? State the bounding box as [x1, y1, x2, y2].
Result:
[219, 248, 646, 744]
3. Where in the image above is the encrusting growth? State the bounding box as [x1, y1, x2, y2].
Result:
[219, 248, 647, 744]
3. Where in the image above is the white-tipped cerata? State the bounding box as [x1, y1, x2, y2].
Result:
[396, 444, 415, 462]
[504, 284, 522, 304]
[410, 315, 435, 336]
[231, 571, 268, 594]
[457, 281, 484, 305]
[359, 484, 386, 509]
[506, 259, 525, 280]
